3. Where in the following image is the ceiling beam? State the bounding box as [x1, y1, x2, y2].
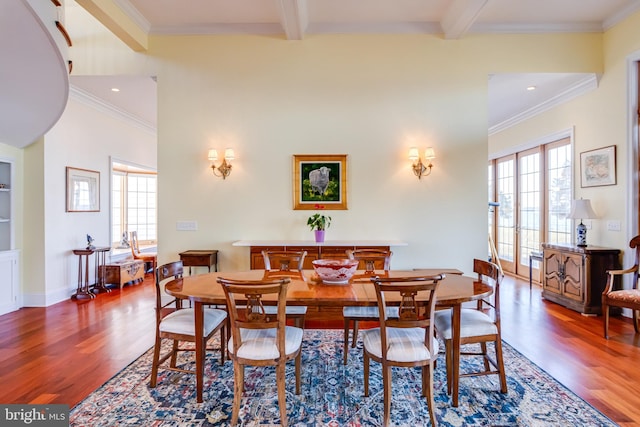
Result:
[75, 0, 148, 51]
[276, 0, 308, 40]
[440, 0, 489, 39]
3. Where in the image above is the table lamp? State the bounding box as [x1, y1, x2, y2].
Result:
[568, 199, 597, 246]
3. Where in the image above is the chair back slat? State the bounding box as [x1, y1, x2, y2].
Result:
[473, 258, 501, 322]
[218, 277, 290, 355]
[347, 249, 392, 273]
[262, 250, 307, 278]
[154, 261, 184, 317]
[371, 274, 442, 355]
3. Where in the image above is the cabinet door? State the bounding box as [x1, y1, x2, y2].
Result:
[0, 251, 18, 316]
[543, 250, 562, 294]
[562, 253, 584, 302]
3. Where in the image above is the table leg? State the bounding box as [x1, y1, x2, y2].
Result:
[529, 255, 533, 290]
[451, 304, 461, 407]
[194, 300, 205, 403]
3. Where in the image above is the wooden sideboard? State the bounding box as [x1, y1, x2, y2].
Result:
[541, 243, 620, 315]
[232, 240, 407, 270]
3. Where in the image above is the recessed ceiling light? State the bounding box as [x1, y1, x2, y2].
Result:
[526, 86, 536, 91]
[111, 88, 120, 92]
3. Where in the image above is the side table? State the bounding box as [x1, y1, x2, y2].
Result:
[179, 250, 218, 274]
[71, 246, 111, 300]
[529, 250, 543, 290]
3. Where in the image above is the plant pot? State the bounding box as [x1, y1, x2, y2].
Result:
[314, 230, 325, 243]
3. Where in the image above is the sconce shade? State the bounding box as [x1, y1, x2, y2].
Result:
[408, 147, 420, 161]
[569, 199, 597, 220]
[208, 149, 218, 162]
[424, 147, 435, 159]
[224, 148, 235, 161]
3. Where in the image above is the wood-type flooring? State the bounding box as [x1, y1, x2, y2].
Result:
[0, 273, 639, 425]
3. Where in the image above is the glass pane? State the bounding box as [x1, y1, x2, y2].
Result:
[497, 159, 514, 262]
[547, 144, 572, 244]
[519, 152, 541, 267]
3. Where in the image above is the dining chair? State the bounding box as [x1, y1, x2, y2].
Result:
[362, 274, 443, 427]
[217, 276, 303, 427]
[603, 234, 640, 339]
[261, 250, 308, 328]
[342, 249, 394, 364]
[434, 258, 507, 397]
[130, 230, 157, 276]
[150, 261, 227, 391]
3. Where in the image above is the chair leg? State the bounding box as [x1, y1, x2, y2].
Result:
[277, 362, 288, 427]
[231, 362, 243, 426]
[295, 352, 301, 395]
[494, 339, 507, 393]
[424, 363, 437, 427]
[149, 336, 162, 388]
[382, 365, 392, 427]
[634, 310, 640, 334]
[363, 353, 370, 396]
[352, 320, 360, 348]
[343, 318, 350, 365]
[170, 340, 179, 368]
[480, 342, 490, 372]
[603, 303, 610, 339]
[444, 340, 452, 395]
[219, 326, 226, 365]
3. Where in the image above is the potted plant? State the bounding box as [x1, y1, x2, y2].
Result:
[307, 213, 331, 242]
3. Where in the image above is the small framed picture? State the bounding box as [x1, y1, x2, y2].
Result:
[66, 167, 100, 212]
[292, 154, 347, 210]
[580, 145, 616, 188]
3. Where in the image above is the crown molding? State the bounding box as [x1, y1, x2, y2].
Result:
[112, 0, 151, 33]
[489, 74, 599, 135]
[69, 85, 156, 135]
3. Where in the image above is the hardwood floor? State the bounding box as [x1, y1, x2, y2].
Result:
[1, 273, 639, 425]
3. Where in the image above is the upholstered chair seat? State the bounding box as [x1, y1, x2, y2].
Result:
[605, 289, 640, 304]
[434, 309, 498, 339]
[228, 326, 304, 359]
[159, 308, 227, 336]
[361, 327, 439, 362]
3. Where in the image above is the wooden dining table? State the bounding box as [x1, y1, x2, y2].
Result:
[164, 268, 492, 406]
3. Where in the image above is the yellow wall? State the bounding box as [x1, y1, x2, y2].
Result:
[489, 10, 640, 258]
[67, 5, 611, 272]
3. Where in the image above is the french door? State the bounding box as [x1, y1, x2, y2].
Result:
[491, 138, 571, 278]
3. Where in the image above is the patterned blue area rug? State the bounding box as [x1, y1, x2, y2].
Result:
[70, 329, 615, 426]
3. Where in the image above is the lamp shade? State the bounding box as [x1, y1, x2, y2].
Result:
[569, 199, 597, 220]
[208, 149, 218, 161]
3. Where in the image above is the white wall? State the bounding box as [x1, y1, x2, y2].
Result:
[22, 95, 156, 306]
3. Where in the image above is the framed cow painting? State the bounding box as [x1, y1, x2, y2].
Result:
[293, 154, 347, 210]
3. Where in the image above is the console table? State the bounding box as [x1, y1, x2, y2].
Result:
[541, 243, 620, 315]
[70, 246, 110, 300]
[179, 250, 219, 274]
[232, 240, 408, 270]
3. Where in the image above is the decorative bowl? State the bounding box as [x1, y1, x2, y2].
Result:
[312, 259, 359, 284]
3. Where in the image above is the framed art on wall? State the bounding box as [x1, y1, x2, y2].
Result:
[293, 154, 347, 210]
[580, 145, 616, 188]
[66, 166, 100, 212]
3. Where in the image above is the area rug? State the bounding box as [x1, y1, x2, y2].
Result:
[70, 329, 615, 426]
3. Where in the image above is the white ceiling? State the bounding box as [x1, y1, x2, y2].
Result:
[69, 0, 640, 132]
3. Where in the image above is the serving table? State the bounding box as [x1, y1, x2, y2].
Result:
[165, 268, 491, 405]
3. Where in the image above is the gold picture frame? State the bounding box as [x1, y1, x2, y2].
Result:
[293, 154, 347, 210]
[66, 166, 100, 212]
[580, 145, 616, 188]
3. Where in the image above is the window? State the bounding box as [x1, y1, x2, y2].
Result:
[111, 161, 157, 246]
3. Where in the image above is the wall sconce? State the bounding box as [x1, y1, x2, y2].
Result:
[408, 147, 435, 179]
[208, 148, 234, 179]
